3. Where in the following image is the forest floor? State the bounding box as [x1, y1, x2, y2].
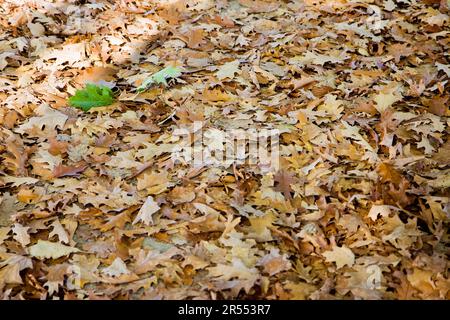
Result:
[0, 0, 449, 300]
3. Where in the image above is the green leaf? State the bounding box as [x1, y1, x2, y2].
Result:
[137, 66, 182, 92]
[68, 84, 115, 111]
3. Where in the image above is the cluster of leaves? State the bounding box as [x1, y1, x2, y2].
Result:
[68, 66, 182, 111]
[0, 0, 449, 301]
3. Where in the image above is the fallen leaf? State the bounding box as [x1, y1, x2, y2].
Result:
[323, 245, 355, 269]
[29, 240, 80, 260]
[216, 60, 240, 80]
[102, 257, 131, 277]
[132, 196, 160, 226]
[12, 223, 30, 247]
[16, 104, 68, 134]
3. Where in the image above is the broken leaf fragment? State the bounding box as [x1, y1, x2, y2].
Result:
[68, 84, 115, 111]
[29, 240, 80, 260]
[137, 65, 182, 92]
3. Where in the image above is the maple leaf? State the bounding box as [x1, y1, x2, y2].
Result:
[29, 240, 80, 260]
[68, 84, 115, 111]
[137, 66, 182, 92]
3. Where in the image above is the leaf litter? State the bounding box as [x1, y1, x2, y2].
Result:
[0, 0, 449, 300]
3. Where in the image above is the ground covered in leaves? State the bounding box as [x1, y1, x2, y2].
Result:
[0, 0, 449, 300]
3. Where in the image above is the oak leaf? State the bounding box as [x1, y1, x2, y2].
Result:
[102, 257, 131, 277]
[12, 223, 30, 247]
[216, 60, 240, 80]
[132, 196, 160, 226]
[16, 104, 68, 134]
[323, 245, 355, 269]
[29, 240, 80, 260]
